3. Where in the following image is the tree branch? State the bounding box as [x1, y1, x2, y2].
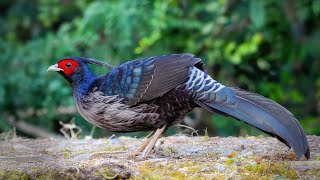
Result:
[3, 113, 60, 139]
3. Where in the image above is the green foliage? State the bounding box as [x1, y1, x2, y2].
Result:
[0, 0, 319, 136]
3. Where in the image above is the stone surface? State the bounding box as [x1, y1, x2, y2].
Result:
[0, 135, 319, 179]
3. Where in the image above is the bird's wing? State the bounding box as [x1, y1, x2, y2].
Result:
[96, 54, 200, 105]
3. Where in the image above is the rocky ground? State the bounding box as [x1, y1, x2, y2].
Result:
[0, 135, 319, 179]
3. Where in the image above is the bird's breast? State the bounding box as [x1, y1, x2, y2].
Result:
[73, 91, 161, 132]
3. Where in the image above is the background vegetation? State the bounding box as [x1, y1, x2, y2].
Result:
[0, 0, 319, 138]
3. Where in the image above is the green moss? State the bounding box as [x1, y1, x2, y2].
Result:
[62, 148, 72, 158]
[36, 173, 57, 180]
[187, 166, 201, 173]
[244, 162, 297, 179]
[0, 171, 4, 177]
[102, 139, 110, 144]
[315, 156, 320, 161]
[179, 161, 193, 168]
[169, 171, 186, 179]
[137, 165, 157, 179]
[94, 167, 118, 179]
[9, 147, 16, 154]
[225, 159, 235, 166]
[137, 161, 219, 179]
[167, 164, 174, 170]
[0, 171, 30, 180]
[206, 152, 219, 158]
[103, 146, 128, 152]
[162, 146, 177, 156]
[306, 170, 320, 177]
[137, 161, 179, 179]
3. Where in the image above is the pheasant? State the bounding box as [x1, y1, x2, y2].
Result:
[48, 54, 310, 159]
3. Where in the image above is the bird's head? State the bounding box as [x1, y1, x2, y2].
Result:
[48, 57, 113, 88]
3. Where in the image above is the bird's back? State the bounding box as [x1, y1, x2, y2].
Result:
[95, 54, 200, 105]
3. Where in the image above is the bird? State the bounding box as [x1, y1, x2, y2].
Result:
[47, 53, 310, 160]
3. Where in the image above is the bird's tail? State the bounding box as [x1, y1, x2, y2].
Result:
[195, 87, 310, 159]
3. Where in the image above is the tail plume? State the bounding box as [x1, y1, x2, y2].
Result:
[197, 87, 310, 159]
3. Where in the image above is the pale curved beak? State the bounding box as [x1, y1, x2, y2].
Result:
[47, 64, 63, 72]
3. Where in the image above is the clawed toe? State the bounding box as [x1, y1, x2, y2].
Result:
[128, 125, 166, 160]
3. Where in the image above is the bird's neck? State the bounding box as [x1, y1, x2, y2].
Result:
[72, 70, 97, 98]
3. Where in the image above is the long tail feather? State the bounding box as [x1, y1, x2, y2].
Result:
[197, 87, 310, 159]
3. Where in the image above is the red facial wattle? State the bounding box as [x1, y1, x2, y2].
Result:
[57, 59, 79, 75]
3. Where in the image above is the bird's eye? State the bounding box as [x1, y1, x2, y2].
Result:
[66, 62, 72, 68]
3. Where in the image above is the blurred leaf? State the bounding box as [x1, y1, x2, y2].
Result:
[250, 1, 266, 28]
[257, 58, 270, 70]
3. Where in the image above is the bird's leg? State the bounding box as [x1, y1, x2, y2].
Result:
[139, 125, 167, 159]
[129, 135, 153, 157]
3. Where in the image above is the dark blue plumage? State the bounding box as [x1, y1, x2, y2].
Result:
[48, 53, 310, 159]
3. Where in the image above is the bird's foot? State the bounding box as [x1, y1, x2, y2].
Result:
[128, 137, 152, 158]
[129, 125, 167, 160]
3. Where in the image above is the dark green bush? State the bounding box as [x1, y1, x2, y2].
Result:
[0, 0, 319, 136]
